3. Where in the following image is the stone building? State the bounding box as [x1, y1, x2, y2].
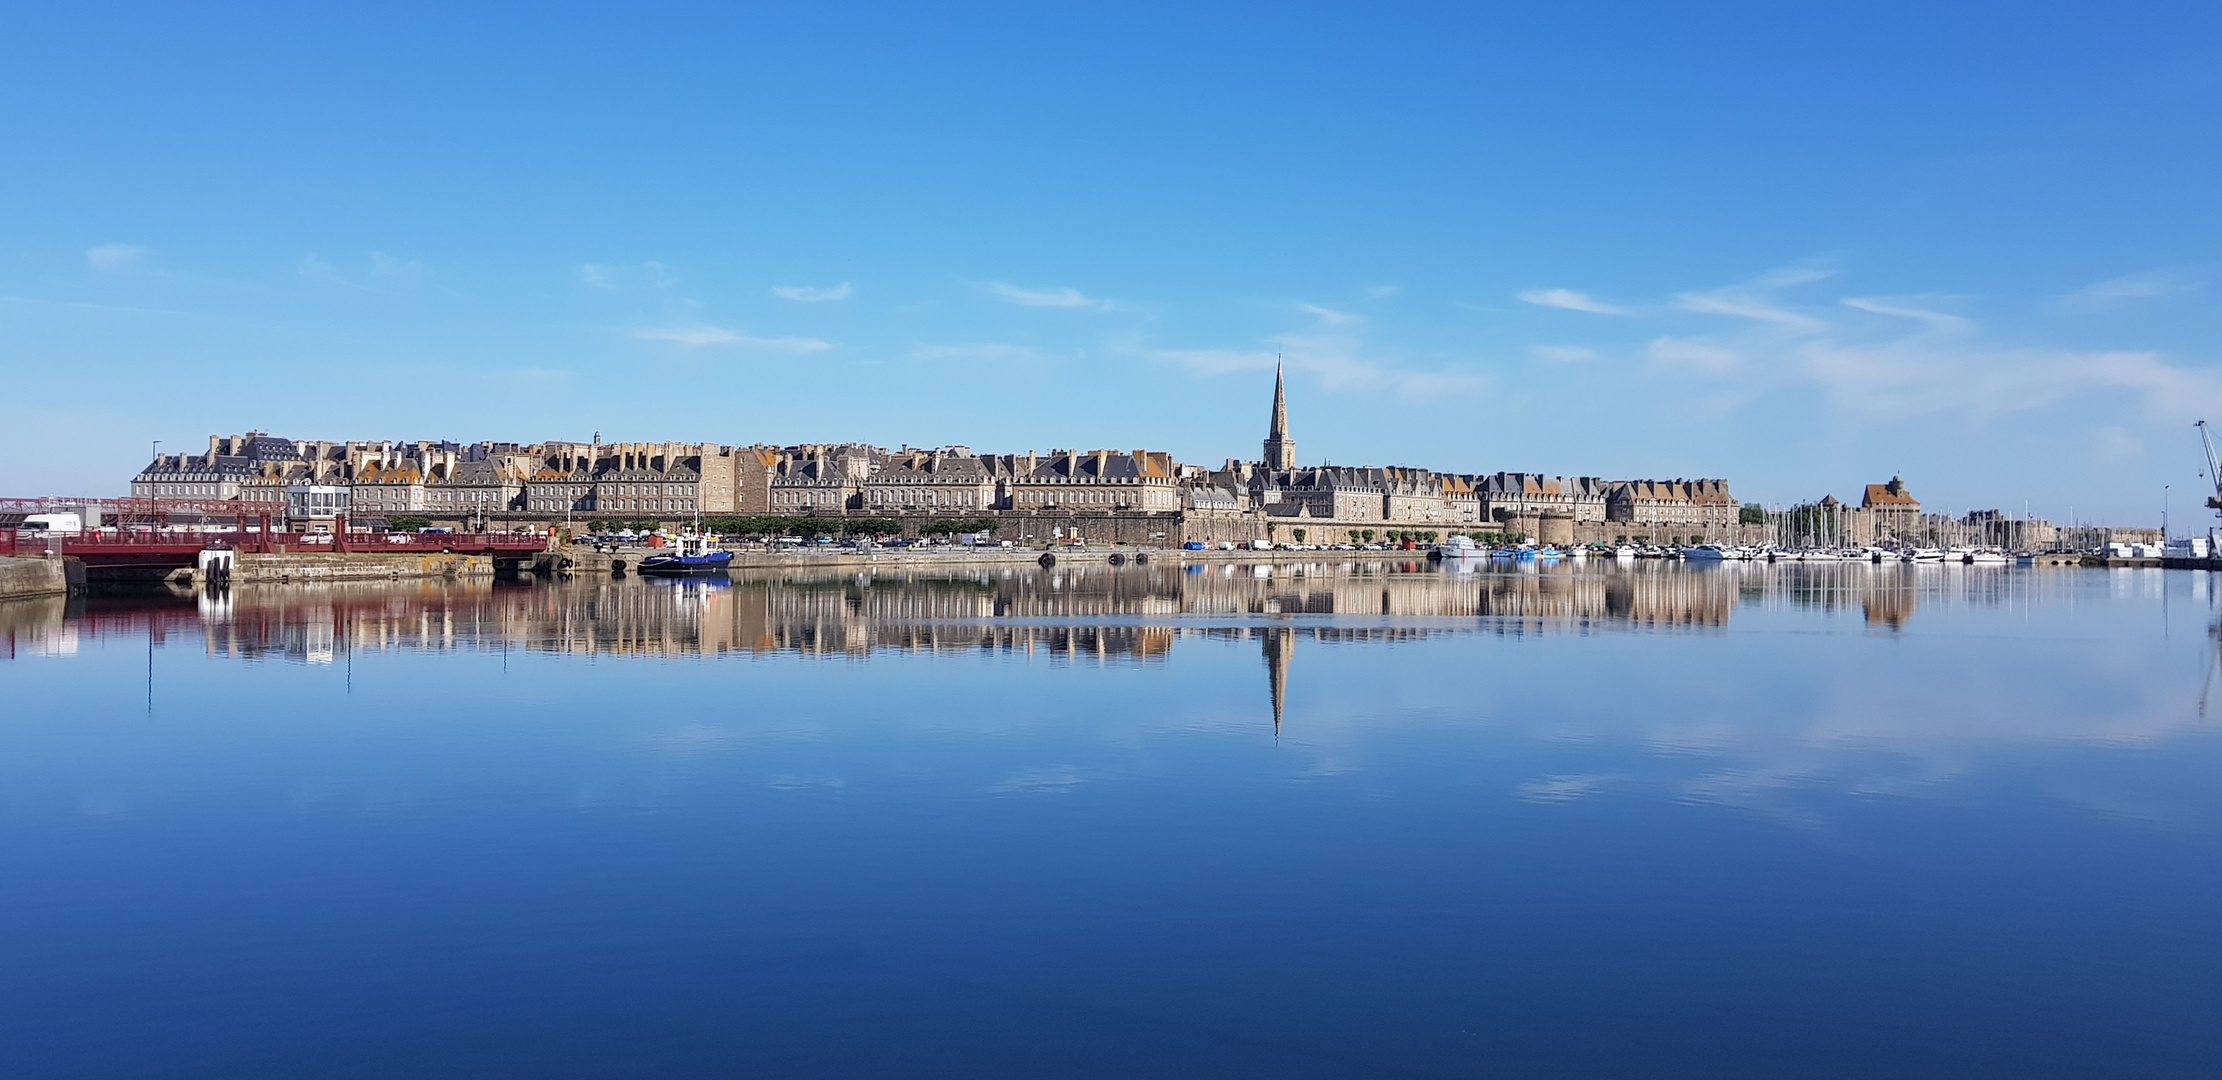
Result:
[1007, 450, 1181, 512]
[1603, 479, 1738, 534]
[1862, 477, 1921, 541]
[133, 381, 1750, 544]
[1477, 474, 1610, 525]
[771, 444, 882, 513]
[132, 433, 306, 501]
[862, 449, 1013, 514]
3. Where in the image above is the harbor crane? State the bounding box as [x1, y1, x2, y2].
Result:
[2202, 421, 2222, 516]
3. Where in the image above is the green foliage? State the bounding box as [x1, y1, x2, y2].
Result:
[387, 516, 431, 532]
[1360, 529, 1376, 542]
[1292, 528, 1306, 542]
[700, 516, 904, 538]
[1739, 502, 1767, 525]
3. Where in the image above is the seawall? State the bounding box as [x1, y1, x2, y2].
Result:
[235, 552, 495, 583]
[0, 556, 70, 600]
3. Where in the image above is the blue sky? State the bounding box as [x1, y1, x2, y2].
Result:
[4, 3, 2219, 524]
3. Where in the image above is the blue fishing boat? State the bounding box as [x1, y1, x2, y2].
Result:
[636, 533, 733, 576]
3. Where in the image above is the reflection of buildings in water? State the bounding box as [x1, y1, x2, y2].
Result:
[1864, 586, 1920, 630]
[1473, 565, 1733, 629]
[19, 560, 2103, 669]
[1, 595, 71, 657]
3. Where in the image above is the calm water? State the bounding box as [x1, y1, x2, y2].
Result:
[3, 560, 2220, 1078]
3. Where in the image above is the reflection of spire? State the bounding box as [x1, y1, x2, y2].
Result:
[1263, 626, 1294, 737]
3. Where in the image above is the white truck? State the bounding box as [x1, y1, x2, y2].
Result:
[20, 512, 83, 535]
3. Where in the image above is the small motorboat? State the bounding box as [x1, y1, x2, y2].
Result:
[636, 532, 734, 576]
[1681, 544, 1729, 562]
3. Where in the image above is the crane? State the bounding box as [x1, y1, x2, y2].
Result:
[2202, 421, 2222, 516]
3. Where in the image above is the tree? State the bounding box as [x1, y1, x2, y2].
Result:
[1739, 502, 1767, 525]
[388, 516, 431, 532]
[1292, 528, 1306, 542]
[1361, 530, 1376, 542]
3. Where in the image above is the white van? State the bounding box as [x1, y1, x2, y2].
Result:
[21, 513, 83, 535]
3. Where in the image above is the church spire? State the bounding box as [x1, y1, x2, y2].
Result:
[1262, 357, 1297, 470]
[1269, 357, 1288, 438]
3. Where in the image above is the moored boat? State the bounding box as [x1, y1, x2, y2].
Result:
[1428, 535, 1483, 562]
[636, 532, 734, 576]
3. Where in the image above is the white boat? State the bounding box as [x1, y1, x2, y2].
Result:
[1428, 535, 1484, 562]
[1682, 544, 1729, 562]
[1968, 549, 2010, 565]
[1614, 545, 1638, 560]
[1907, 548, 1946, 563]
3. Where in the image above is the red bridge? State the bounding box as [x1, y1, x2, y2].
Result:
[4, 500, 549, 569]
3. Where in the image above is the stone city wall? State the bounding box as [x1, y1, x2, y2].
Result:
[236, 552, 494, 583]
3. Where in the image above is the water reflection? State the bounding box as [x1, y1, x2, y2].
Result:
[6, 563, 2219, 1077]
[1, 560, 2135, 666]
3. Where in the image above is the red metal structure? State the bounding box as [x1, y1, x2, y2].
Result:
[4, 499, 549, 568]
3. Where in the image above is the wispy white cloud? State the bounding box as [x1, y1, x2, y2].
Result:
[773, 282, 853, 302]
[1675, 288, 1825, 331]
[1800, 341, 2222, 420]
[1640, 268, 2222, 421]
[1363, 284, 1401, 300]
[986, 282, 1113, 310]
[0, 294, 182, 316]
[1300, 303, 1361, 325]
[634, 325, 832, 353]
[296, 253, 349, 285]
[577, 261, 669, 291]
[85, 244, 145, 273]
[1753, 264, 1837, 288]
[2058, 269, 2203, 313]
[2090, 426, 2145, 461]
[1840, 295, 1972, 331]
[1123, 322, 1489, 403]
[908, 343, 1044, 362]
[1517, 288, 1627, 315]
[1531, 345, 1596, 364]
[1648, 337, 1740, 373]
[369, 252, 422, 280]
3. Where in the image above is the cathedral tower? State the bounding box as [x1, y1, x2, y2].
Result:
[1262, 359, 1297, 471]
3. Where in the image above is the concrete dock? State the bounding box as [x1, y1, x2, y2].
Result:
[0, 556, 71, 601]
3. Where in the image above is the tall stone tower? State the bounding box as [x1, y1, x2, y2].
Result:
[1262, 359, 1297, 471]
